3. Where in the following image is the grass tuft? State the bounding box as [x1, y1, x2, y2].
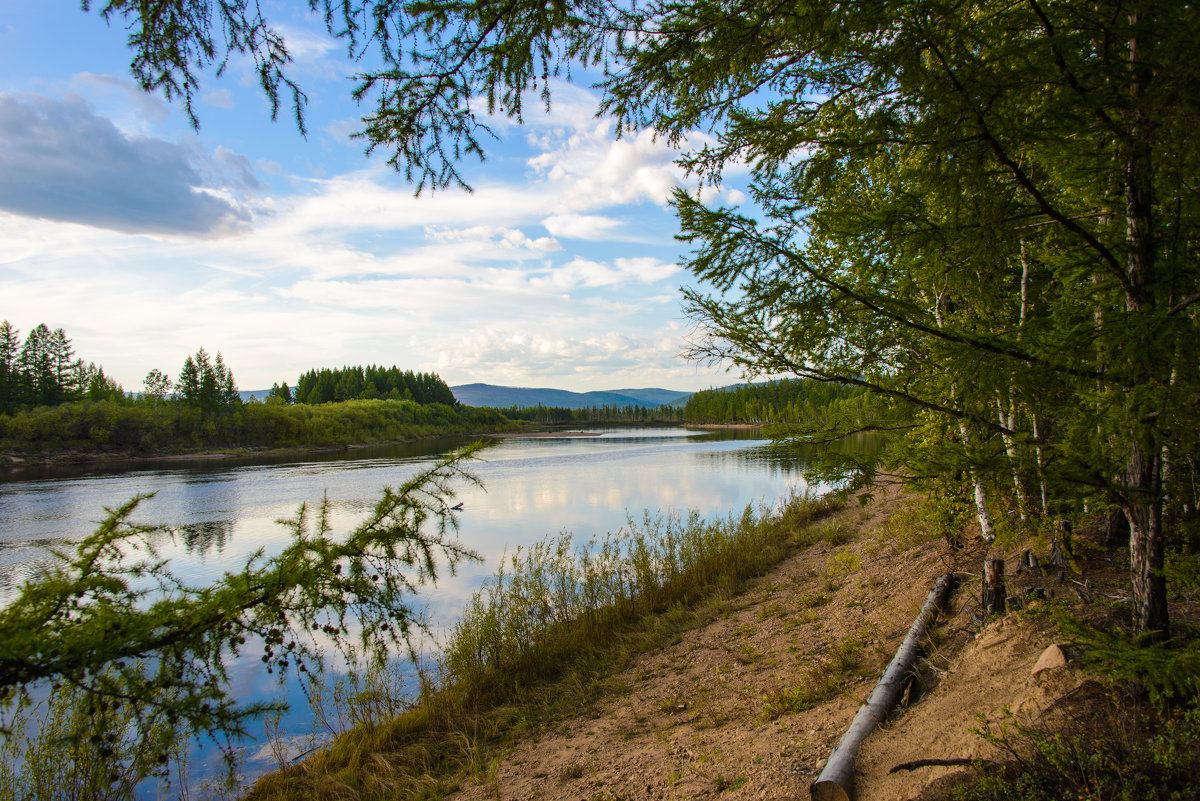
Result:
[762, 634, 866, 719]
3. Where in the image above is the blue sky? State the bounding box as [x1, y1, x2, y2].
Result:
[0, 2, 749, 393]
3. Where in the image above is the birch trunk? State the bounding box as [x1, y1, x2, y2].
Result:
[932, 291, 996, 543]
[811, 573, 957, 801]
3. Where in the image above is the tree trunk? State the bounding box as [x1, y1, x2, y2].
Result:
[1016, 548, 1041, 576]
[996, 398, 1028, 521]
[811, 573, 957, 801]
[932, 291, 995, 543]
[1125, 443, 1168, 637]
[958, 421, 996, 543]
[1048, 520, 1073, 569]
[982, 558, 1005, 618]
[1030, 413, 1049, 516]
[1120, 16, 1168, 639]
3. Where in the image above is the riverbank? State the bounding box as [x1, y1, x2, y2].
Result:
[436, 479, 1063, 801]
[0, 411, 712, 476]
[0, 422, 724, 476]
[250, 479, 1197, 801]
[683, 422, 764, 430]
[0, 439, 461, 475]
[0, 438, 487, 481]
[0, 397, 517, 477]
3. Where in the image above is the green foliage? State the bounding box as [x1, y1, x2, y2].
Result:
[176, 346, 238, 411]
[0, 320, 113, 414]
[915, 479, 976, 549]
[762, 634, 866, 719]
[293, 366, 455, 406]
[957, 701, 1200, 801]
[825, 549, 861, 579]
[683, 379, 892, 431]
[1059, 618, 1200, 705]
[0, 672, 192, 801]
[0, 397, 515, 454]
[0, 444, 488, 790]
[81, 0, 1200, 637]
[500, 403, 683, 424]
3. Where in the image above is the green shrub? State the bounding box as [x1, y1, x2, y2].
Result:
[955, 699, 1200, 801]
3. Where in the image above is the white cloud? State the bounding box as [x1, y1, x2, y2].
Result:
[424, 225, 560, 252]
[527, 125, 684, 209]
[273, 24, 339, 63]
[541, 213, 621, 240]
[322, 116, 359, 147]
[529, 256, 680, 291]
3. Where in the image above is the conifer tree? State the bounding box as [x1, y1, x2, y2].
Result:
[18, 324, 56, 407]
[0, 321, 20, 414]
[176, 355, 200, 405]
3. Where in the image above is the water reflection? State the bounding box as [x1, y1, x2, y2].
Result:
[178, 519, 234, 557]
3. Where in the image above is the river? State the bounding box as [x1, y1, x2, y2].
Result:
[0, 427, 822, 793]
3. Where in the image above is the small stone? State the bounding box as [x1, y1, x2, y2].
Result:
[1032, 643, 1069, 676]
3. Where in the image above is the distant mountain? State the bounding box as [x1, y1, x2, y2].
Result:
[608, 388, 693, 406]
[450, 383, 692, 410]
[239, 389, 272, 402]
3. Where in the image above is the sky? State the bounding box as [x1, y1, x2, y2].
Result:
[0, 2, 751, 394]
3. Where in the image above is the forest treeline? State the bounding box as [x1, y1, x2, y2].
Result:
[0, 321, 124, 414]
[683, 380, 884, 426]
[501, 403, 684, 423]
[1, 320, 885, 456]
[287, 366, 457, 406]
[0, 323, 512, 455]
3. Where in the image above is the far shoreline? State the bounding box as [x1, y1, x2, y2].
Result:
[1, 422, 733, 478]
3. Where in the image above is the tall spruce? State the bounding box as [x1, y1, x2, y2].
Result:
[0, 321, 20, 414]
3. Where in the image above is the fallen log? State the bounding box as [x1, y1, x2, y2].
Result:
[810, 572, 957, 801]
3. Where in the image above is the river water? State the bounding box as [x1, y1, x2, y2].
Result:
[0, 427, 821, 792]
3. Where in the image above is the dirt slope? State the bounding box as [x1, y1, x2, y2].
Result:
[446, 480, 1091, 801]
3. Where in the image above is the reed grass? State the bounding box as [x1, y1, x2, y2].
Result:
[248, 488, 849, 801]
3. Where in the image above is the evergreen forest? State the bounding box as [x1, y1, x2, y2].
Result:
[290, 366, 458, 406]
[0, 325, 512, 454]
[501, 403, 684, 424]
[683, 380, 882, 427]
[0, 321, 124, 414]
